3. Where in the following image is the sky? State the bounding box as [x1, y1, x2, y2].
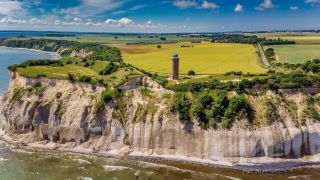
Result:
[0, 0, 319, 33]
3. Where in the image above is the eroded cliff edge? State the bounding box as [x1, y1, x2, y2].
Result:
[1, 73, 320, 169]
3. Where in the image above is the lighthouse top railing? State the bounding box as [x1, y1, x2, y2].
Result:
[172, 53, 179, 59]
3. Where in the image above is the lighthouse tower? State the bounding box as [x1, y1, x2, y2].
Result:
[171, 53, 179, 80]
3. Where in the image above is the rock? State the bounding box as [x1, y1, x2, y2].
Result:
[134, 170, 141, 178]
[288, 175, 312, 179]
[118, 146, 133, 158]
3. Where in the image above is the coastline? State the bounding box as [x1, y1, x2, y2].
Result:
[1, 129, 320, 173]
[0, 46, 61, 60]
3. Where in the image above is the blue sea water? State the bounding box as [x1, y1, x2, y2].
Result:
[0, 47, 55, 94]
[0, 31, 80, 38]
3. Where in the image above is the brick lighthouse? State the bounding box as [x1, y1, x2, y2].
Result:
[171, 53, 179, 80]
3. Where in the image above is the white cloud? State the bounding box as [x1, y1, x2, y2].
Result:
[147, 20, 152, 25]
[112, 10, 127, 15]
[73, 17, 82, 22]
[199, 1, 219, 9]
[0, 0, 24, 16]
[255, 0, 276, 10]
[173, 0, 197, 9]
[173, 0, 219, 9]
[29, 18, 40, 24]
[0, 16, 105, 27]
[305, 0, 320, 4]
[130, 4, 147, 11]
[59, 0, 127, 17]
[106, 18, 134, 27]
[234, 4, 244, 12]
[290, 6, 299, 10]
[0, 17, 26, 24]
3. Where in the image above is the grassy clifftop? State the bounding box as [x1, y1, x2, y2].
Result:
[0, 38, 122, 62]
[4, 39, 142, 88]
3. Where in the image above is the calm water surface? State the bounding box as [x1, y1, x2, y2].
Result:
[0, 47, 56, 93]
[1, 141, 320, 180]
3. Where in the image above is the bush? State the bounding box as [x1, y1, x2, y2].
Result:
[225, 71, 242, 76]
[199, 93, 213, 108]
[224, 95, 251, 121]
[265, 48, 275, 62]
[170, 94, 191, 123]
[193, 104, 207, 125]
[68, 73, 76, 82]
[99, 62, 119, 75]
[79, 75, 92, 83]
[94, 91, 113, 114]
[8, 59, 63, 70]
[188, 70, 196, 76]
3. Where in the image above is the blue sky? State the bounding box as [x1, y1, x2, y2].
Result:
[0, 0, 319, 32]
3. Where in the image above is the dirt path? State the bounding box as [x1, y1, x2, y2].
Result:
[275, 54, 280, 63]
[257, 44, 272, 69]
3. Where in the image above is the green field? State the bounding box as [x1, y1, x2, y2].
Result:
[31, 34, 204, 45]
[17, 59, 142, 87]
[251, 32, 320, 44]
[266, 45, 320, 64]
[120, 43, 266, 74]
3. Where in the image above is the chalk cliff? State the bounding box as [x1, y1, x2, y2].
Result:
[1, 73, 320, 165]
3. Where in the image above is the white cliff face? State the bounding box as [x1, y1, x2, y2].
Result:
[1, 74, 320, 164]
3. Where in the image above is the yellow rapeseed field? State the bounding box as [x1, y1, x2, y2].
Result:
[120, 43, 266, 74]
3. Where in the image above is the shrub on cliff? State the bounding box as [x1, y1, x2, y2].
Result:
[191, 91, 252, 128]
[8, 59, 63, 70]
[224, 95, 252, 122]
[170, 94, 191, 123]
[94, 91, 113, 114]
[67, 73, 76, 82]
[79, 75, 92, 83]
[99, 62, 119, 75]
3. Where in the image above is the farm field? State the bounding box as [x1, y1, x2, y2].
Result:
[252, 32, 320, 44]
[120, 43, 267, 74]
[266, 45, 320, 64]
[267, 36, 320, 44]
[31, 34, 204, 45]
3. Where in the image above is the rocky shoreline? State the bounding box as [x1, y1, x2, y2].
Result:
[1, 128, 320, 173]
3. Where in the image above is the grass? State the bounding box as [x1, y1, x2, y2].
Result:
[120, 43, 267, 75]
[91, 60, 109, 72]
[16, 59, 143, 87]
[251, 32, 320, 44]
[179, 74, 270, 83]
[266, 45, 320, 64]
[268, 36, 320, 44]
[30, 35, 204, 45]
[17, 65, 97, 79]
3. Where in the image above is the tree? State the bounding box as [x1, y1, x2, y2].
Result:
[199, 94, 213, 108]
[224, 95, 251, 120]
[170, 94, 191, 123]
[188, 70, 195, 76]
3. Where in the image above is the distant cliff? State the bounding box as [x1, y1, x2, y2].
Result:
[1, 73, 320, 166]
[0, 39, 122, 62]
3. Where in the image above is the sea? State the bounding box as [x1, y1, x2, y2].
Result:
[0, 31, 320, 179]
